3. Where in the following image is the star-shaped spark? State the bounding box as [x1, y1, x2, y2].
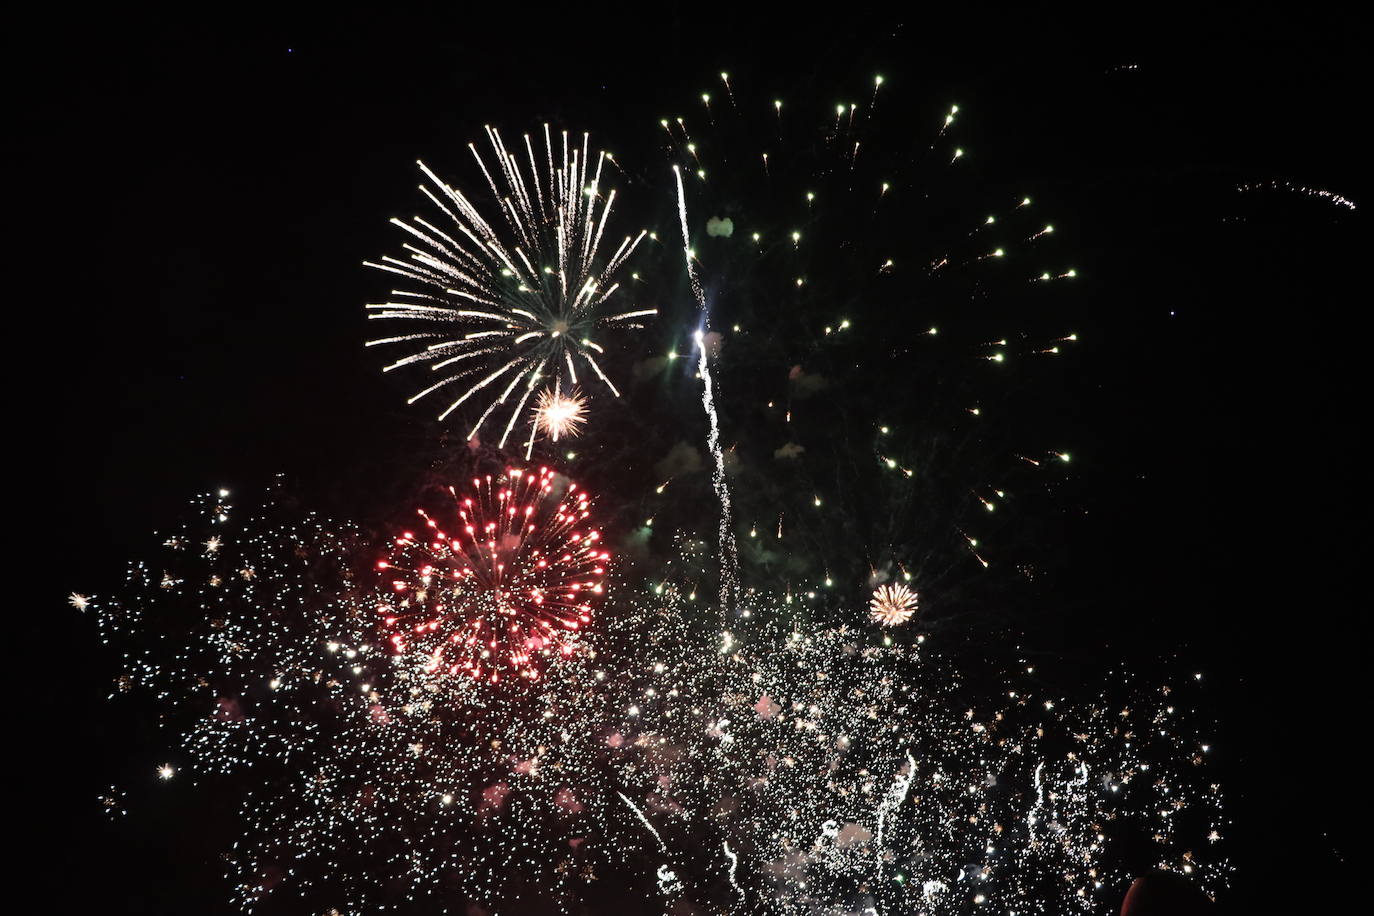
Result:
[869, 582, 919, 626]
[533, 387, 588, 442]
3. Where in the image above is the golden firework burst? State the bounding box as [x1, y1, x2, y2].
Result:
[869, 582, 919, 626]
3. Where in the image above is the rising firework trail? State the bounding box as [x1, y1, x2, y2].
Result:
[675, 165, 740, 614]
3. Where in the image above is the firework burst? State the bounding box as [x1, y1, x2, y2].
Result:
[365, 125, 656, 453]
[533, 384, 588, 441]
[869, 580, 919, 625]
[377, 466, 609, 682]
[74, 66, 1236, 916]
[652, 72, 1081, 621]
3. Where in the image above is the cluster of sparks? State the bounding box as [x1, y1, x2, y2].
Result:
[648, 71, 1084, 614]
[72, 70, 1236, 914]
[377, 467, 608, 682]
[700, 602, 1228, 914]
[74, 494, 1228, 913]
[1237, 179, 1357, 211]
[366, 125, 655, 454]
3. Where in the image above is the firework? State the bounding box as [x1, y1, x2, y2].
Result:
[653, 73, 1080, 617]
[77, 482, 652, 912]
[77, 486, 1228, 914]
[869, 580, 919, 625]
[678, 160, 742, 614]
[619, 583, 1229, 915]
[365, 125, 656, 453]
[75, 68, 1234, 916]
[377, 466, 609, 682]
[533, 384, 588, 441]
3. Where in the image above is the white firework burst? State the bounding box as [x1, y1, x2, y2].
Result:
[532, 385, 588, 442]
[365, 125, 655, 453]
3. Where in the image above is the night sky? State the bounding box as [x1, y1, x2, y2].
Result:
[27, 9, 1362, 914]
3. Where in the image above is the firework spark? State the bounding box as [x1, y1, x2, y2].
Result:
[377, 466, 609, 682]
[365, 125, 655, 453]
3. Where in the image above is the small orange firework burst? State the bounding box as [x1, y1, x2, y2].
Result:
[533, 387, 588, 441]
[869, 582, 919, 626]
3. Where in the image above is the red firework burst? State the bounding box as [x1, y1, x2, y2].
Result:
[377, 467, 609, 682]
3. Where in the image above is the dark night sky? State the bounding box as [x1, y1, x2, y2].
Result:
[21, 8, 1363, 914]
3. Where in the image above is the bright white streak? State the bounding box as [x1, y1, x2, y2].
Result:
[618, 791, 666, 852]
[1028, 760, 1046, 846]
[875, 751, 918, 882]
[674, 166, 739, 614]
[723, 841, 742, 897]
[501, 375, 539, 453]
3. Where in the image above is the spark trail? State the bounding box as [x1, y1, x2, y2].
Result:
[675, 165, 740, 613]
[723, 841, 742, 898]
[619, 790, 667, 852]
[875, 750, 917, 881]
